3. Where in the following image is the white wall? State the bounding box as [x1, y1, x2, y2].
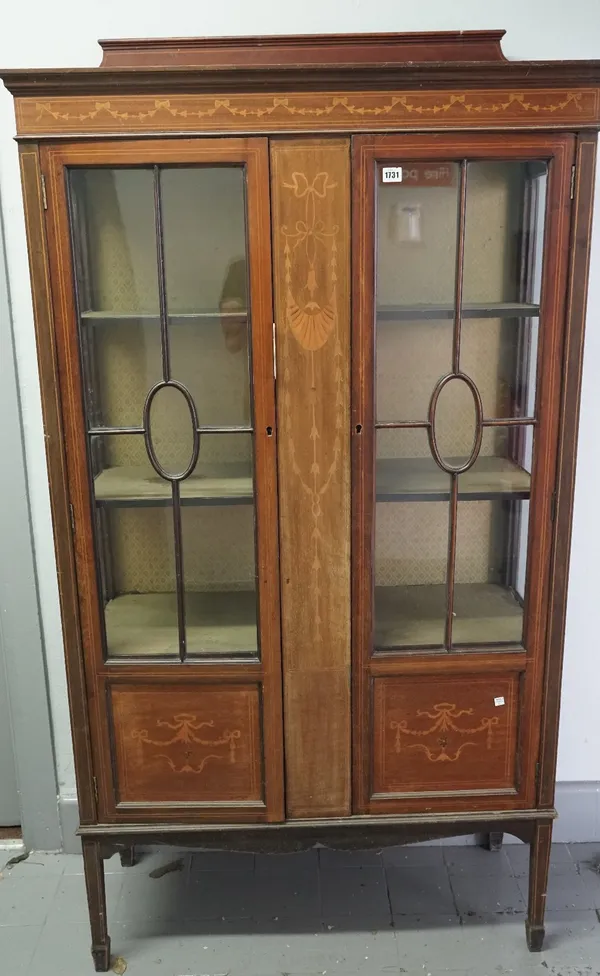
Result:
[1, 0, 600, 800]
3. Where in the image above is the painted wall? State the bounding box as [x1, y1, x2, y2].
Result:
[1, 1, 599, 802]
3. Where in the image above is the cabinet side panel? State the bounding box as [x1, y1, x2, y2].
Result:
[271, 138, 351, 818]
[19, 146, 97, 823]
[539, 133, 598, 807]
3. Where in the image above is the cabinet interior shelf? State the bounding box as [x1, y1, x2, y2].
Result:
[377, 456, 530, 501]
[375, 582, 523, 649]
[80, 304, 539, 326]
[105, 590, 257, 658]
[94, 455, 530, 507]
[102, 583, 522, 658]
[94, 462, 254, 506]
[81, 310, 247, 326]
[377, 302, 540, 322]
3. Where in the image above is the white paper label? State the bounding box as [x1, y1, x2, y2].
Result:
[494, 696, 505, 707]
[382, 166, 403, 183]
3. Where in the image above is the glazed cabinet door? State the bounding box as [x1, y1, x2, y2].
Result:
[352, 133, 574, 814]
[43, 140, 283, 822]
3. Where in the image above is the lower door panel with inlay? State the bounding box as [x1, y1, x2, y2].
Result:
[106, 680, 267, 814]
[371, 671, 521, 804]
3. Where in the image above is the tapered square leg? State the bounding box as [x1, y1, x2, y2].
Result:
[526, 821, 552, 952]
[82, 839, 111, 972]
[119, 845, 136, 868]
[482, 831, 503, 851]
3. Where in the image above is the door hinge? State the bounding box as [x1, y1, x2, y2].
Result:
[272, 322, 277, 380]
[69, 502, 76, 533]
[550, 491, 557, 523]
[40, 173, 48, 210]
[535, 762, 541, 789]
[570, 164, 576, 200]
[92, 776, 99, 806]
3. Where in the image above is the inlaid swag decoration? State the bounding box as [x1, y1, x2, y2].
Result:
[14, 88, 600, 136]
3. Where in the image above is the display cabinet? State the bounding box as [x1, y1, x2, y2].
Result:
[2, 29, 599, 970]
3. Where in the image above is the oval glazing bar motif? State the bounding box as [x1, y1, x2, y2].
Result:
[427, 372, 483, 474]
[143, 380, 200, 481]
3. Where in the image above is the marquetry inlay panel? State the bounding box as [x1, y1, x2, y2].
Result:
[14, 88, 600, 137]
[271, 138, 351, 818]
[110, 683, 263, 805]
[372, 673, 520, 797]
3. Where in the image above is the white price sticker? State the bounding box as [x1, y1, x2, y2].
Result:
[382, 166, 403, 183]
[494, 696, 505, 707]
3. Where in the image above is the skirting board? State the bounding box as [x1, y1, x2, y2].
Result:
[56, 782, 600, 855]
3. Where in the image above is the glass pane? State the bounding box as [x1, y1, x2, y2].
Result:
[460, 316, 540, 420]
[161, 167, 251, 428]
[463, 161, 547, 305]
[183, 433, 258, 657]
[375, 430, 449, 649]
[376, 161, 459, 423]
[453, 428, 532, 646]
[91, 434, 178, 658]
[69, 169, 162, 428]
[377, 320, 452, 424]
[433, 376, 478, 466]
[461, 161, 547, 420]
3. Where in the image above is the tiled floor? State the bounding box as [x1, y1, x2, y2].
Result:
[1, 842, 599, 975]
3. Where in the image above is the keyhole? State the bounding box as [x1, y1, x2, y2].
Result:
[355, 424, 363, 434]
[266, 426, 273, 436]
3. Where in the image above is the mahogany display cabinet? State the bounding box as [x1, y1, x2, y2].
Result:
[2, 29, 599, 970]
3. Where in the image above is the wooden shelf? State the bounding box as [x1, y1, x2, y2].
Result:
[81, 310, 247, 326]
[105, 590, 257, 657]
[377, 302, 540, 322]
[376, 456, 530, 501]
[94, 455, 528, 507]
[94, 462, 253, 506]
[80, 304, 537, 326]
[375, 582, 523, 649]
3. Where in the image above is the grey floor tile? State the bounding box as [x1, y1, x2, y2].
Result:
[115, 922, 238, 976]
[187, 869, 258, 920]
[383, 843, 445, 868]
[451, 872, 525, 915]
[0, 924, 43, 972]
[321, 865, 390, 919]
[246, 925, 399, 975]
[27, 922, 96, 976]
[319, 847, 384, 869]
[386, 865, 457, 916]
[252, 869, 321, 920]
[394, 913, 474, 973]
[517, 865, 599, 912]
[568, 842, 600, 868]
[60, 854, 86, 875]
[506, 841, 573, 877]
[323, 914, 393, 932]
[2, 852, 67, 879]
[116, 865, 192, 922]
[444, 843, 513, 876]
[0, 874, 61, 926]
[191, 849, 255, 872]
[46, 872, 123, 924]
[459, 913, 545, 971]
[255, 849, 318, 876]
[543, 909, 600, 957]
